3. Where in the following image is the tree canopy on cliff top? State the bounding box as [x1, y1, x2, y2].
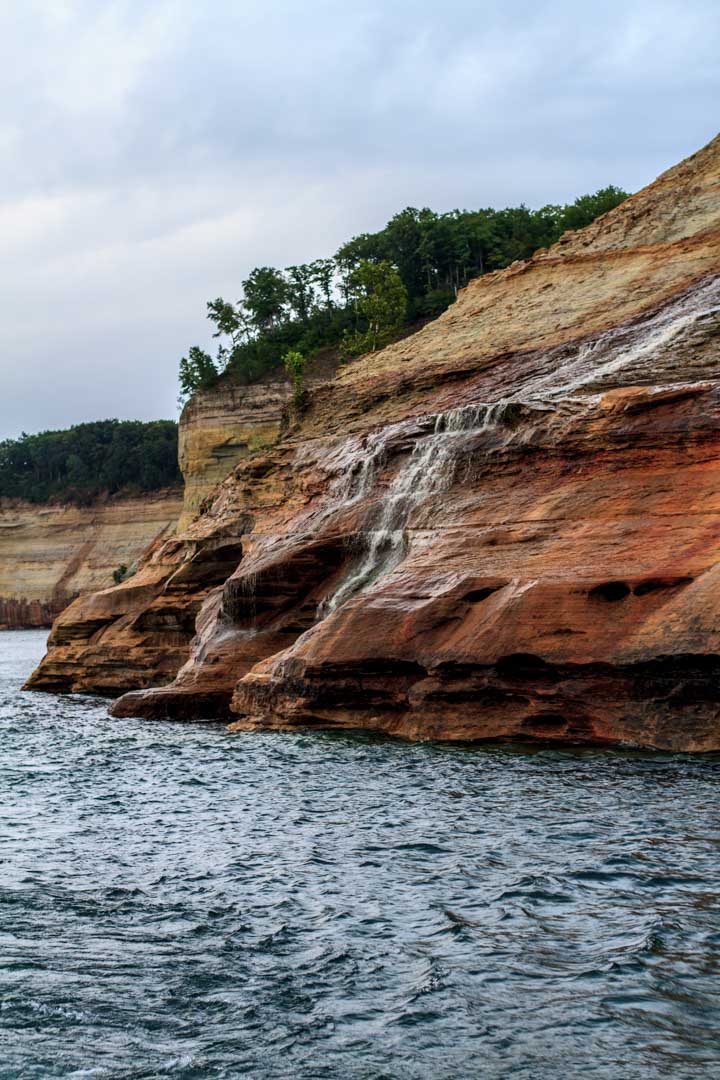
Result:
[179, 185, 629, 398]
[0, 420, 181, 505]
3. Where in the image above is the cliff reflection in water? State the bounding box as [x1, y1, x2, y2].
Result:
[3, 631, 720, 1079]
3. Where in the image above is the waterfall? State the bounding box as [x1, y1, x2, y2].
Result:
[327, 428, 390, 505]
[522, 275, 720, 404]
[322, 274, 720, 615]
[323, 402, 509, 613]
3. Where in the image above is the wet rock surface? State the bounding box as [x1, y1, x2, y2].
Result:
[29, 135, 720, 749]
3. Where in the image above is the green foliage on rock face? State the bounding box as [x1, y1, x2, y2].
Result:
[283, 349, 308, 408]
[0, 420, 181, 505]
[178, 184, 629, 397]
[112, 563, 136, 585]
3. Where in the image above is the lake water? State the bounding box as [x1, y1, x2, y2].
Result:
[1, 630, 719, 1079]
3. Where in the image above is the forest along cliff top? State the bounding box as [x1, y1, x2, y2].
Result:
[28, 134, 720, 750]
[294, 133, 720, 438]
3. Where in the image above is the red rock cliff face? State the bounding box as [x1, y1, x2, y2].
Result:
[28, 136, 720, 750]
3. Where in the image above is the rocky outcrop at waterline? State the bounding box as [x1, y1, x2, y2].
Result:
[28, 135, 720, 750]
[0, 493, 182, 630]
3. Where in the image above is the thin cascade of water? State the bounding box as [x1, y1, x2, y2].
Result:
[522, 275, 720, 404]
[322, 275, 720, 615]
[324, 401, 508, 612]
[327, 429, 392, 505]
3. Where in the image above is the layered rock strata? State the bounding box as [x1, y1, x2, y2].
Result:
[178, 379, 292, 529]
[0, 492, 182, 630]
[29, 135, 720, 750]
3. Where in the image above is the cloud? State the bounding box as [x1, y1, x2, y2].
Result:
[0, 0, 718, 437]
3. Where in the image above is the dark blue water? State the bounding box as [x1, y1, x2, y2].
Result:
[2, 631, 720, 1079]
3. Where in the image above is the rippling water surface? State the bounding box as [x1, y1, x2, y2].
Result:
[2, 632, 720, 1079]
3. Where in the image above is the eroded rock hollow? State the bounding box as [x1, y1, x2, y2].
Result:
[28, 135, 720, 750]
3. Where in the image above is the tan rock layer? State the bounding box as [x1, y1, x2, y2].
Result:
[29, 134, 720, 750]
[0, 491, 182, 630]
[178, 380, 292, 529]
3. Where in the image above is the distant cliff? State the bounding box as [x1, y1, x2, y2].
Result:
[28, 134, 720, 751]
[0, 492, 182, 629]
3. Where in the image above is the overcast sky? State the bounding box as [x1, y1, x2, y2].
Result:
[0, 0, 718, 439]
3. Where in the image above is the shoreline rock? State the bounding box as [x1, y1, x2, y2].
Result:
[28, 134, 720, 751]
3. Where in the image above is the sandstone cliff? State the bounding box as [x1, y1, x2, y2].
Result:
[178, 379, 291, 529]
[28, 135, 720, 750]
[0, 492, 182, 630]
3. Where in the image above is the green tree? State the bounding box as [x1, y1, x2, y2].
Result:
[343, 260, 408, 355]
[558, 186, 630, 231]
[0, 421, 181, 505]
[178, 346, 218, 401]
[310, 259, 336, 308]
[176, 184, 629, 399]
[335, 232, 385, 302]
[242, 266, 288, 332]
[206, 297, 250, 347]
[382, 208, 427, 300]
[285, 264, 316, 324]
